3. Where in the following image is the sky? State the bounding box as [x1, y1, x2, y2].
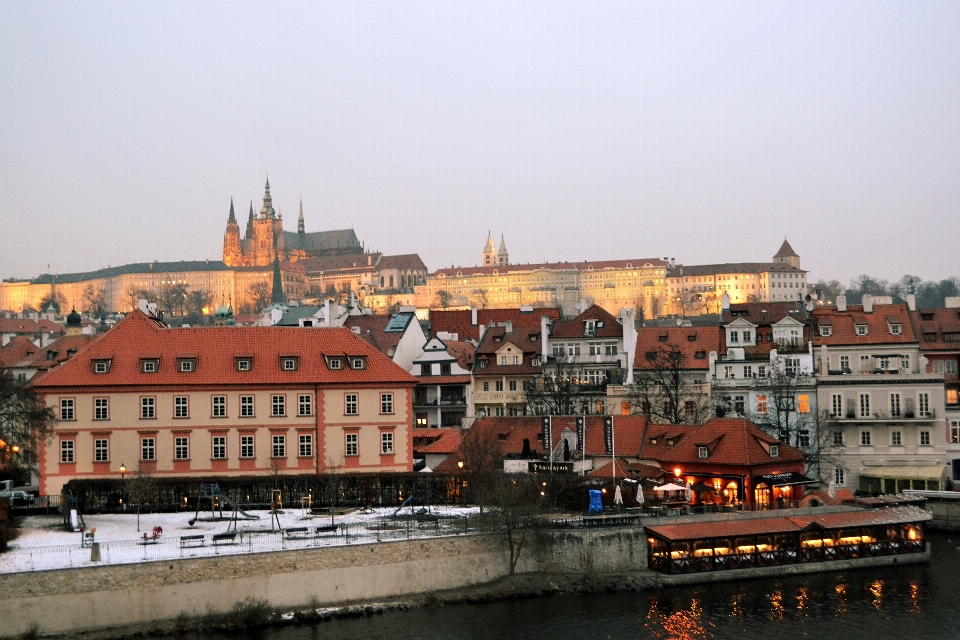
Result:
[2, 1, 959, 285]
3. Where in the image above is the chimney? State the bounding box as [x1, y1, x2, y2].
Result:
[721, 292, 730, 310]
[836, 294, 847, 312]
[471, 306, 478, 326]
[862, 294, 873, 313]
[367, 254, 372, 266]
[137, 299, 149, 315]
[504, 320, 513, 334]
[541, 315, 551, 360]
[906, 293, 916, 311]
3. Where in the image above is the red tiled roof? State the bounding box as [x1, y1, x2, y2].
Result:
[343, 314, 416, 357]
[723, 302, 809, 326]
[667, 263, 805, 278]
[634, 326, 722, 371]
[550, 305, 622, 339]
[13, 335, 92, 371]
[912, 308, 960, 352]
[0, 318, 64, 335]
[300, 253, 381, 275]
[430, 308, 560, 342]
[433, 259, 668, 278]
[30, 310, 417, 389]
[812, 304, 917, 346]
[412, 428, 462, 454]
[457, 416, 651, 459]
[0, 336, 39, 369]
[773, 238, 798, 259]
[473, 326, 543, 376]
[444, 340, 475, 370]
[642, 418, 805, 467]
[379, 254, 427, 271]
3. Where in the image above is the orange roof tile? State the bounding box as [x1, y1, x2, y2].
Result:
[635, 326, 722, 371]
[31, 310, 417, 389]
[550, 305, 622, 339]
[641, 418, 805, 467]
[0, 336, 39, 369]
[812, 304, 917, 346]
[412, 428, 463, 455]
[430, 308, 560, 342]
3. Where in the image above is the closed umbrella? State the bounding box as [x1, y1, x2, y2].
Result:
[684, 481, 693, 503]
[614, 484, 623, 508]
[636, 484, 645, 505]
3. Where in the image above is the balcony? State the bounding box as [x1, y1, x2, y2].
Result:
[827, 410, 938, 422]
[414, 397, 467, 409]
[472, 390, 527, 404]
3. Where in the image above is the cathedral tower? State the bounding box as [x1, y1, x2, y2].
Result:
[483, 231, 497, 266]
[223, 198, 243, 266]
[497, 235, 509, 265]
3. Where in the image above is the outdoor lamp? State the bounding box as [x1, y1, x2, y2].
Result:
[457, 461, 464, 469]
[674, 467, 682, 477]
[119, 463, 126, 477]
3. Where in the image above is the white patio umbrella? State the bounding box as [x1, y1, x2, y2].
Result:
[636, 483, 645, 505]
[654, 482, 686, 492]
[614, 484, 623, 507]
[685, 481, 693, 502]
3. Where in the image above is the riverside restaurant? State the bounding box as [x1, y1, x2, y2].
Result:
[645, 506, 930, 575]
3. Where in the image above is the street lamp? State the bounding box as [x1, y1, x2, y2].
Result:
[119, 463, 126, 514]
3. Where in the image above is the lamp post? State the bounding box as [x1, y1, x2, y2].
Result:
[119, 463, 126, 514]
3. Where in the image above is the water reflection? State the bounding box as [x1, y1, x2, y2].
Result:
[868, 579, 884, 610]
[835, 580, 848, 617]
[909, 580, 920, 614]
[795, 587, 808, 616]
[770, 589, 784, 620]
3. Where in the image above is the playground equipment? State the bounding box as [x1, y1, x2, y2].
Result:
[392, 478, 433, 518]
[188, 484, 259, 525]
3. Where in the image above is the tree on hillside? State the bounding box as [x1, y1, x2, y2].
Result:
[82, 284, 107, 316]
[158, 283, 189, 316]
[435, 290, 453, 309]
[124, 285, 157, 312]
[472, 288, 490, 310]
[629, 344, 710, 425]
[247, 282, 271, 312]
[524, 357, 590, 416]
[37, 291, 67, 315]
[185, 289, 214, 325]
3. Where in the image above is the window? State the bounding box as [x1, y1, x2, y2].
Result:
[282, 357, 298, 371]
[920, 430, 931, 446]
[839, 356, 849, 371]
[919, 393, 930, 416]
[769, 445, 779, 458]
[891, 430, 902, 446]
[730, 331, 739, 343]
[212, 436, 226, 459]
[299, 434, 313, 457]
[697, 446, 708, 459]
[723, 366, 734, 379]
[93, 360, 110, 374]
[478, 359, 488, 369]
[743, 366, 753, 378]
[328, 358, 343, 370]
[833, 431, 844, 446]
[948, 361, 958, 374]
[212, 396, 226, 417]
[860, 430, 872, 446]
[175, 396, 189, 418]
[298, 394, 313, 416]
[272, 435, 286, 458]
[236, 358, 252, 372]
[60, 440, 74, 463]
[733, 395, 745, 414]
[179, 359, 195, 373]
[684, 400, 695, 417]
[831, 394, 843, 417]
[141, 397, 156, 419]
[820, 326, 832, 337]
[879, 356, 891, 370]
[345, 433, 359, 456]
[94, 398, 109, 420]
[757, 365, 766, 378]
[508, 380, 517, 391]
[949, 389, 959, 405]
[856, 324, 868, 336]
[757, 395, 768, 414]
[742, 331, 752, 343]
[351, 358, 366, 370]
[785, 358, 800, 376]
[605, 344, 617, 356]
[60, 398, 75, 421]
[240, 435, 254, 458]
[380, 393, 394, 414]
[141, 359, 159, 373]
[272, 395, 286, 417]
[175, 436, 189, 459]
[890, 323, 902, 335]
[420, 363, 432, 376]
[381, 432, 394, 455]
[495, 406, 505, 417]
[952, 421, 960, 443]
[798, 395, 810, 413]
[798, 430, 810, 448]
[901, 355, 911, 371]
[240, 395, 255, 417]
[859, 393, 871, 418]
[94, 439, 108, 462]
[495, 380, 504, 392]
[482, 381, 490, 392]
[890, 393, 901, 417]
[500, 356, 507, 365]
[345, 394, 358, 415]
[440, 363, 452, 376]
[141, 437, 155, 461]
[835, 468, 845, 486]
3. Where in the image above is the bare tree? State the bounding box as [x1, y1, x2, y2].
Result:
[124, 285, 157, 312]
[457, 426, 505, 474]
[82, 284, 107, 316]
[630, 345, 710, 424]
[247, 282, 272, 312]
[747, 360, 816, 449]
[524, 357, 590, 416]
[158, 283, 189, 316]
[185, 289, 214, 324]
[472, 288, 490, 309]
[37, 291, 67, 314]
[435, 289, 453, 309]
[0, 375, 57, 485]
[472, 473, 544, 575]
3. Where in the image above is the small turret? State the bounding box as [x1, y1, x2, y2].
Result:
[497, 235, 509, 265]
[245, 201, 254, 239]
[260, 176, 276, 219]
[483, 231, 497, 266]
[298, 199, 306, 248]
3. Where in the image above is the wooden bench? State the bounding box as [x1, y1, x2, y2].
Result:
[284, 527, 309, 539]
[315, 525, 338, 535]
[212, 532, 238, 545]
[180, 535, 205, 548]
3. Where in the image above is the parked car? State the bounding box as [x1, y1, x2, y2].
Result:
[0, 491, 34, 507]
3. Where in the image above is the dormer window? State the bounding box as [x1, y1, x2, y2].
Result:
[92, 360, 111, 374]
[694, 351, 706, 360]
[687, 333, 697, 342]
[666, 438, 675, 446]
[769, 444, 779, 458]
[650, 437, 658, 445]
[46, 350, 59, 361]
[729, 331, 739, 343]
[141, 359, 159, 373]
[697, 446, 708, 459]
[351, 357, 366, 370]
[820, 325, 832, 337]
[236, 358, 252, 372]
[178, 359, 196, 373]
[921, 313, 935, 322]
[281, 357, 298, 371]
[327, 357, 343, 370]
[889, 323, 902, 335]
[855, 324, 868, 336]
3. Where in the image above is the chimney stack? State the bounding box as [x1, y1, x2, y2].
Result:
[541, 315, 551, 360]
[906, 293, 916, 311]
[862, 294, 873, 313]
[836, 294, 847, 312]
[471, 306, 478, 326]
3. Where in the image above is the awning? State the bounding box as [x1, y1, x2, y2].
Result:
[654, 482, 687, 492]
[859, 466, 946, 482]
[754, 472, 816, 487]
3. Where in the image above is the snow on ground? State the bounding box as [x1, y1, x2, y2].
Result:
[10, 504, 482, 549]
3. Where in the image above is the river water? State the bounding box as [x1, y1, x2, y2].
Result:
[201, 531, 960, 640]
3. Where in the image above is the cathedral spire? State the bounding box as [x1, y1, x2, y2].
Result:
[298, 199, 305, 237]
[227, 198, 236, 224]
[260, 175, 275, 219]
[246, 201, 254, 239]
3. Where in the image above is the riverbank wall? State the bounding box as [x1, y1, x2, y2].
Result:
[0, 528, 651, 638]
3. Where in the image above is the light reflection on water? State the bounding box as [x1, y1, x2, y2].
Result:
[190, 532, 960, 640]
